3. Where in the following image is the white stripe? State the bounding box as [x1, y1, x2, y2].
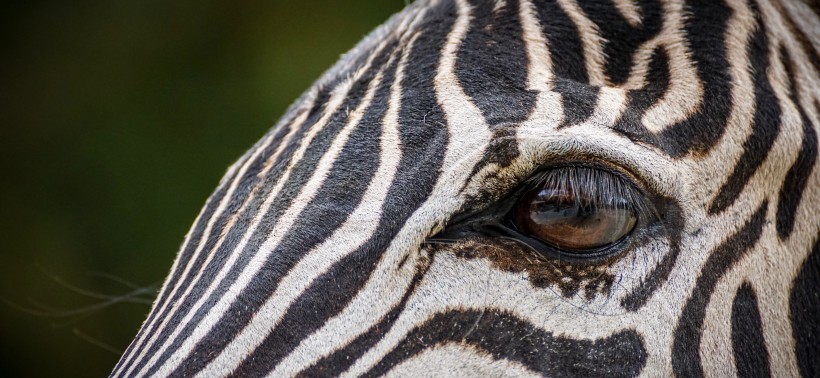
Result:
[519, 0, 563, 128]
[556, 0, 607, 86]
[519, 0, 554, 90]
[640, 0, 703, 133]
[613, 0, 642, 27]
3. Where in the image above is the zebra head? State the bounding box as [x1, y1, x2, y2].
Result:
[113, 0, 819, 376]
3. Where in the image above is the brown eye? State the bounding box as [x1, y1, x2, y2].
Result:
[513, 187, 637, 251]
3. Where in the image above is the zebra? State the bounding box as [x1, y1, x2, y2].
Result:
[112, 0, 819, 376]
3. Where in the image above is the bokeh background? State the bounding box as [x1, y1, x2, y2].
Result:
[0, 1, 406, 376]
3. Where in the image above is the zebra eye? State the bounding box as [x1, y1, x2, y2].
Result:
[513, 187, 637, 252]
[508, 167, 642, 256]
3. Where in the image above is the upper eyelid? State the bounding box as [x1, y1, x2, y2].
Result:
[515, 131, 681, 200]
[517, 166, 655, 220]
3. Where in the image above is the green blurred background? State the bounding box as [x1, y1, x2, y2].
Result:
[0, 1, 406, 376]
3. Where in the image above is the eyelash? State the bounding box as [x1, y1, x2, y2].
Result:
[519, 165, 652, 218]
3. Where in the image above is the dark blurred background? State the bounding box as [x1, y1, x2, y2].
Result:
[0, 1, 406, 376]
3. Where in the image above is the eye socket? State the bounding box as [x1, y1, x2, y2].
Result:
[510, 167, 641, 254]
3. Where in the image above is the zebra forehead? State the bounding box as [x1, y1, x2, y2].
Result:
[306, 0, 782, 163]
[112, 0, 819, 377]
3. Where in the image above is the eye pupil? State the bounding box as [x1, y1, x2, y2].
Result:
[514, 186, 637, 252]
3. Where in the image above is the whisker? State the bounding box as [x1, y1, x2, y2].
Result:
[72, 328, 123, 355]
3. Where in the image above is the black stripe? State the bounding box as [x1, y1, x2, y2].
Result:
[775, 46, 817, 240]
[656, 0, 734, 157]
[461, 126, 521, 197]
[458, 0, 539, 193]
[578, 0, 663, 85]
[620, 194, 684, 311]
[708, 3, 782, 214]
[228, 2, 459, 375]
[295, 254, 434, 377]
[534, 0, 598, 127]
[554, 79, 599, 128]
[771, 0, 820, 77]
[805, 0, 820, 17]
[456, 0, 536, 126]
[612, 46, 672, 143]
[732, 282, 771, 378]
[131, 83, 348, 373]
[790, 233, 820, 378]
[363, 309, 647, 377]
[672, 201, 768, 377]
[535, 0, 587, 84]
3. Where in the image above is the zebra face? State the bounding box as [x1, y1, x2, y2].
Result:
[114, 0, 819, 376]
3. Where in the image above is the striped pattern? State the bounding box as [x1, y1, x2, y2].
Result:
[113, 0, 819, 376]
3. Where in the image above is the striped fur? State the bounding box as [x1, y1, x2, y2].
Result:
[113, 0, 819, 376]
